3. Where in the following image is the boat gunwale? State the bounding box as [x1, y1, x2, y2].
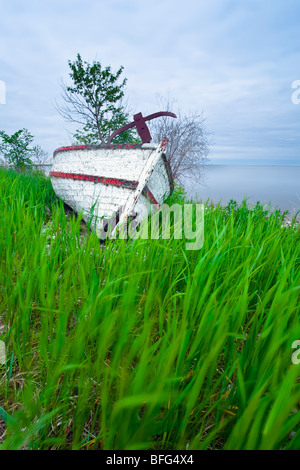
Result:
[53, 143, 156, 156]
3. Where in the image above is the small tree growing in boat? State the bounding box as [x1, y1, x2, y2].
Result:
[56, 53, 138, 145]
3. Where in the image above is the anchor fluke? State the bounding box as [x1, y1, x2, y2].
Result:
[108, 111, 177, 145]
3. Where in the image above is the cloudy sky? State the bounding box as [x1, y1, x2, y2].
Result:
[0, 0, 300, 165]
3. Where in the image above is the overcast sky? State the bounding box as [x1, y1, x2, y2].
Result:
[0, 0, 300, 164]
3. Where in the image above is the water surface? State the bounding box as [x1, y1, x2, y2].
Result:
[184, 165, 300, 220]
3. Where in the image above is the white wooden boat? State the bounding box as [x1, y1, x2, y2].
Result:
[50, 138, 174, 239]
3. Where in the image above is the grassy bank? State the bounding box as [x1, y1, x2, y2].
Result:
[0, 168, 299, 450]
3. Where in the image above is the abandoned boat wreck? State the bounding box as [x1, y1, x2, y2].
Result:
[50, 111, 176, 239]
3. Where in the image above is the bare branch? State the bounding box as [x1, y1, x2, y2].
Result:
[149, 96, 210, 184]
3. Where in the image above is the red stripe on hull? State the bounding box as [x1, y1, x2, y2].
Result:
[54, 145, 87, 153]
[142, 185, 159, 206]
[53, 143, 145, 154]
[50, 171, 138, 189]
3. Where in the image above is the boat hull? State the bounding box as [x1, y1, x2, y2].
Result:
[50, 142, 173, 238]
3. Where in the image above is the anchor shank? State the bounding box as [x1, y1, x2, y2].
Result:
[108, 110, 177, 145]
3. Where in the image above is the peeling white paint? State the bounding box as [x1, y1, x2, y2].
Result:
[50, 142, 173, 238]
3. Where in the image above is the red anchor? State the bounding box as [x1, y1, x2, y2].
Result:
[108, 111, 177, 144]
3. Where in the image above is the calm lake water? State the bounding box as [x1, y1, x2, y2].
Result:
[184, 165, 300, 221]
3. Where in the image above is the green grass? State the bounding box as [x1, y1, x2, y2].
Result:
[0, 167, 299, 450]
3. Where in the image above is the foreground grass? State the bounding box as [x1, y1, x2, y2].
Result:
[0, 168, 299, 450]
